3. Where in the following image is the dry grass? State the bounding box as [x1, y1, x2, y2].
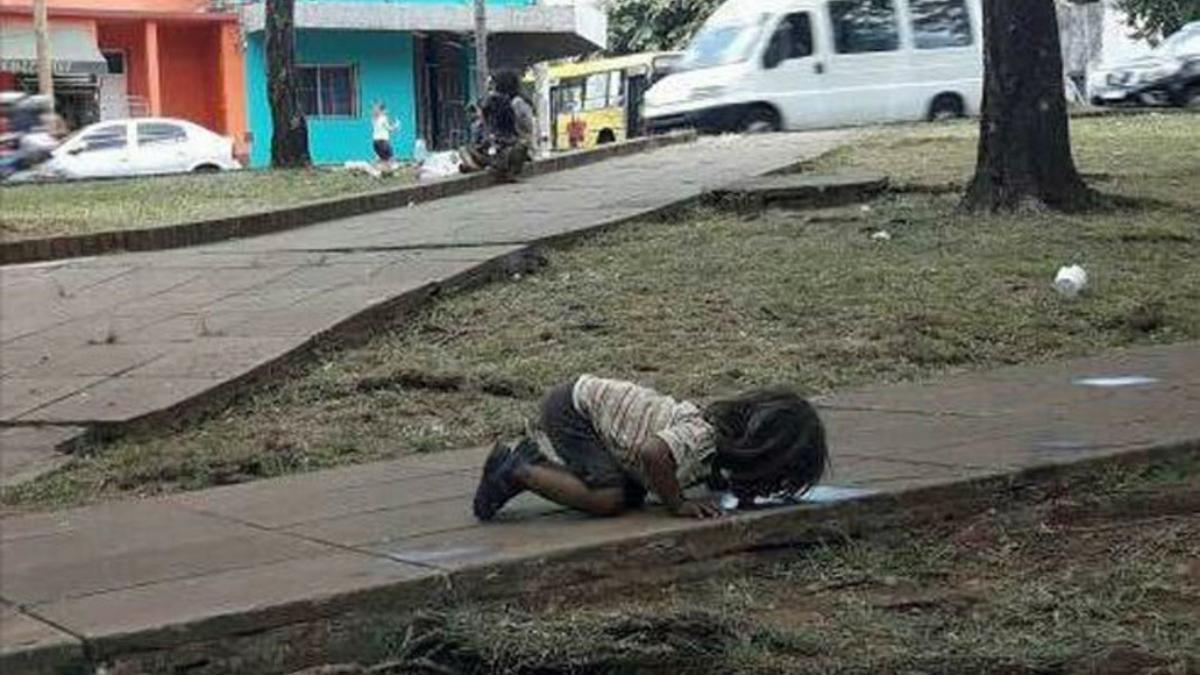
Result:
[3, 114, 1198, 512]
[303, 452, 1200, 674]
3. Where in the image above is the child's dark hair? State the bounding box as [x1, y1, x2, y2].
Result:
[704, 388, 828, 500]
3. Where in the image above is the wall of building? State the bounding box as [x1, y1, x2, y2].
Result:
[158, 23, 219, 130]
[0, 0, 213, 13]
[246, 29, 417, 167]
[96, 21, 148, 101]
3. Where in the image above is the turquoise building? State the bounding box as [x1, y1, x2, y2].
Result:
[239, 0, 606, 167]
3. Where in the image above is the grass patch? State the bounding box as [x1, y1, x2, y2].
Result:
[0, 166, 417, 242]
[3, 114, 1198, 512]
[294, 452, 1200, 674]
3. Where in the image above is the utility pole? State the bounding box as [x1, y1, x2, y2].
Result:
[33, 0, 55, 110]
[473, 0, 489, 97]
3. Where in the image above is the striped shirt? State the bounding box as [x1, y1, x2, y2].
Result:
[572, 375, 716, 488]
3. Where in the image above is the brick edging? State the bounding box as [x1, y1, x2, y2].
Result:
[0, 132, 697, 267]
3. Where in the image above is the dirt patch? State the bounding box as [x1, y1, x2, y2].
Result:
[355, 370, 467, 394]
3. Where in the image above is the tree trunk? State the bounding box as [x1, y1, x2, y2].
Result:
[962, 0, 1094, 212]
[473, 0, 489, 97]
[33, 0, 54, 108]
[266, 0, 310, 169]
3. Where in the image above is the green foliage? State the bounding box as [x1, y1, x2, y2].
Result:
[605, 0, 723, 54]
[1117, 0, 1200, 40]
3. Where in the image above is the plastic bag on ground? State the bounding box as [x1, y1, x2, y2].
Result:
[418, 150, 463, 182]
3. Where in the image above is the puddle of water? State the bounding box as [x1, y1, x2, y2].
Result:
[720, 485, 878, 511]
[1035, 440, 1096, 452]
[386, 546, 485, 564]
[1073, 375, 1160, 388]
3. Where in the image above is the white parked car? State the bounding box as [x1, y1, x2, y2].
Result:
[37, 117, 240, 180]
[1089, 21, 1200, 105]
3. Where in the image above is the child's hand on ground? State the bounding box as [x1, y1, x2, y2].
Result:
[671, 499, 723, 519]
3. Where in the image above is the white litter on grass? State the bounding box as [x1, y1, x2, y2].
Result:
[1073, 375, 1160, 388]
[1054, 264, 1088, 298]
[871, 230, 892, 241]
[418, 150, 463, 182]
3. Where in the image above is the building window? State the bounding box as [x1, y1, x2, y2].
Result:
[297, 65, 358, 118]
[829, 0, 901, 54]
[910, 0, 973, 49]
[103, 51, 126, 75]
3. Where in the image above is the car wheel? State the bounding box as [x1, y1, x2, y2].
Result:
[192, 164, 221, 174]
[929, 94, 965, 122]
[1183, 87, 1200, 109]
[742, 106, 781, 134]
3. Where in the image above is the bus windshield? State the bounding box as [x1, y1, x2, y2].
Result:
[679, 16, 768, 70]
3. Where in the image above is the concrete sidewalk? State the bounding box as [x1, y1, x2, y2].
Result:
[2, 343, 1197, 674]
[0, 132, 848, 485]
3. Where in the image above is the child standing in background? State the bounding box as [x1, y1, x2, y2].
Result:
[371, 102, 399, 170]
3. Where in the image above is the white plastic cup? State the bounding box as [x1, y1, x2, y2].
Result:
[1054, 265, 1088, 298]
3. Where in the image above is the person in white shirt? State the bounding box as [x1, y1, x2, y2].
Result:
[371, 102, 399, 168]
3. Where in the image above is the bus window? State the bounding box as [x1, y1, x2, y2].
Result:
[556, 81, 584, 113]
[609, 71, 625, 107]
[584, 72, 611, 110]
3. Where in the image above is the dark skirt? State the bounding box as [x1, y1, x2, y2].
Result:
[373, 139, 394, 161]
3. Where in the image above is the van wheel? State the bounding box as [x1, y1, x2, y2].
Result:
[741, 106, 781, 133]
[596, 129, 617, 145]
[929, 94, 965, 121]
[192, 164, 221, 174]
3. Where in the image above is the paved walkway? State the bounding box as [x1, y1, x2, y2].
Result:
[2, 343, 1197, 673]
[0, 132, 847, 484]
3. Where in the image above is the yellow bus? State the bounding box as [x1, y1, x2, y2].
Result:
[545, 52, 680, 151]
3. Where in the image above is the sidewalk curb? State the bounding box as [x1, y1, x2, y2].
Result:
[8, 438, 1194, 675]
[0, 132, 697, 267]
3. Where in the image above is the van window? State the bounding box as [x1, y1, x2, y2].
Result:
[829, 0, 901, 54]
[910, 0, 973, 49]
[774, 13, 815, 60]
[681, 18, 768, 69]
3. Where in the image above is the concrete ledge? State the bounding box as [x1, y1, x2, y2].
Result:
[7, 440, 1193, 675]
[707, 172, 889, 211]
[0, 132, 696, 267]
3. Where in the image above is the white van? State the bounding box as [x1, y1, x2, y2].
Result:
[643, 0, 983, 133]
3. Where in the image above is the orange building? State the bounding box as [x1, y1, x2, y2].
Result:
[0, 0, 246, 151]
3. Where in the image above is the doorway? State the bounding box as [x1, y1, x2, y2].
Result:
[99, 50, 129, 120]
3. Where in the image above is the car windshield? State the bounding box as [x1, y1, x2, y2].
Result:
[679, 16, 768, 69]
[1157, 25, 1200, 57]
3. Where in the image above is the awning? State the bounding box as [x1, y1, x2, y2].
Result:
[0, 20, 108, 76]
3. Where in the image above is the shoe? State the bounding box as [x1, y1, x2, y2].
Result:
[472, 438, 545, 521]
